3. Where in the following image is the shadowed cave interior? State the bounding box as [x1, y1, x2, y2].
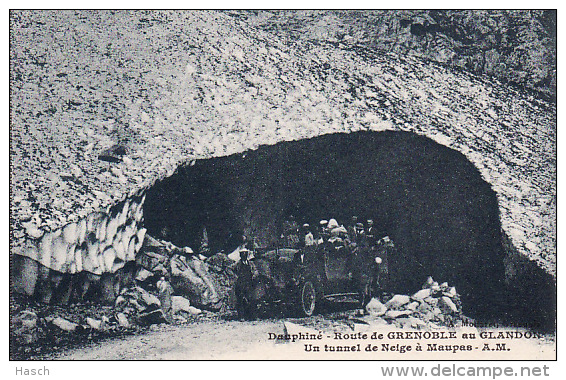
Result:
[144, 130, 555, 331]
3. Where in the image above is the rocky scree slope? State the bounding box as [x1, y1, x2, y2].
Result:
[234, 10, 556, 100]
[10, 10, 555, 278]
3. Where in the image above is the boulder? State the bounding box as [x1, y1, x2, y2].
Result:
[152, 263, 169, 277]
[385, 294, 411, 309]
[139, 309, 168, 325]
[118, 286, 161, 313]
[116, 292, 143, 312]
[185, 306, 202, 315]
[227, 248, 242, 262]
[405, 301, 420, 311]
[171, 296, 192, 315]
[417, 301, 432, 314]
[135, 268, 153, 282]
[424, 296, 439, 306]
[86, 317, 103, 330]
[174, 314, 188, 324]
[395, 317, 426, 330]
[170, 255, 220, 309]
[421, 311, 436, 322]
[13, 310, 38, 329]
[365, 297, 387, 317]
[422, 276, 435, 289]
[394, 317, 412, 329]
[116, 312, 130, 328]
[406, 316, 427, 330]
[50, 316, 78, 332]
[411, 288, 431, 301]
[439, 296, 459, 314]
[137, 250, 169, 272]
[136, 286, 161, 308]
[430, 282, 442, 295]
[187, 256, 217, 288]
[115, 295, 127, 308]
[444, 287, 458, 298]
[12, 310, 38, 342]
[432, 307, 443, 317]
[385, 309, 412, 319]
[143, 234, 163, 249]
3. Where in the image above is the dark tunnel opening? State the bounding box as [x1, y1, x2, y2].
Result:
[144, 130, 555, 331]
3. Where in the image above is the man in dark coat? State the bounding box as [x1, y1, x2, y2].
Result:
[347, 216, 359, 242]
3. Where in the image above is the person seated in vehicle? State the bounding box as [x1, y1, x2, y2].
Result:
[317, 219, 329, 245]
[328, 228, 344, 246]
[328, 224, 350, 254]
[327, 218, 339, 230]
[299, 223, 315, 256]
[326, 218, 351, 245]
[326, 224, 362, 283]
[300, 223, 315, 247]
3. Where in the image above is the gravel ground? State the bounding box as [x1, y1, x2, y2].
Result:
[52, 319, 284, 360]
[51, 316, 556, 361]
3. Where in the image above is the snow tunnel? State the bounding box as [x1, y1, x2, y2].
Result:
[143, 130, 555, 329]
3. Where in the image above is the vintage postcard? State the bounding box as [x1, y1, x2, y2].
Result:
[9, 9, 556, 362]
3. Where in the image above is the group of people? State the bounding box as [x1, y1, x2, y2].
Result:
[281, 215, 386, 251]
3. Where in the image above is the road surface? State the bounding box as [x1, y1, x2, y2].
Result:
[53, 317, 556, 360]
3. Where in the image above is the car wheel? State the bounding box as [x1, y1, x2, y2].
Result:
[300, 280, 317, 317]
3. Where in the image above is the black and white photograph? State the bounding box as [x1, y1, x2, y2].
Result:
[8, 8, 557, 364]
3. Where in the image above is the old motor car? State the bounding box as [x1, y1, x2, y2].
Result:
[234, 243, 383, 319]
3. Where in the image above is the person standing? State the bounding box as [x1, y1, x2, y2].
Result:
[156, 276, 174, 322]
[366, 219, 376, 246]
[375, 236, 394, 293]
[355, 222, 365, 240]
[199, 226, 210, 256]
[347, 216, 359, 242]
[283, 215, 300, 248]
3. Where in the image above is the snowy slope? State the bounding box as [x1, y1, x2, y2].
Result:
[9, 10, 555, 274]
